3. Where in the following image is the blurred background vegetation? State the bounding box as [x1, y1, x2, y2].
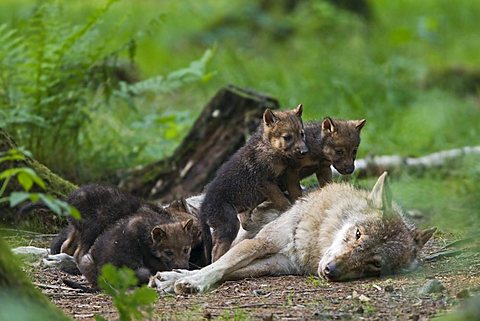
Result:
[0, 0, 479, 235]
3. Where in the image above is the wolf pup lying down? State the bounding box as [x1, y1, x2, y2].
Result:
[28, 184, 202, 285]
[201, 104, 308, 262]
[150, 172, 436, 294]
[79, 211, 194, 286]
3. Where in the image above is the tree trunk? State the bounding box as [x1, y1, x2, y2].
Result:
[0, 128, 77, 230]
[118, 85, 279, 202]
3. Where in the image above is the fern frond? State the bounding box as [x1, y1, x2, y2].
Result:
[117, 48, 215, 97]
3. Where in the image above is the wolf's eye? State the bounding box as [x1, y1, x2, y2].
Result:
[164, 250, 174, 257]
[300, 131, 305, 138]
[335, 148, 344, 156]
[355, 229, 361, 240]
[283, 134, 292, 142]
[183, 247, 190, 254]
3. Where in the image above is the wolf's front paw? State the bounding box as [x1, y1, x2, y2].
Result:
[174, 278, 201, 294]
[149, 270, 196, 294]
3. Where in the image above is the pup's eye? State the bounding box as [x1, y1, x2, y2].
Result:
[164, 250, 174, 257]
[355, 229, 361, 240]
[283, 134, 292, 142]
[370, 259, 382, 269]
[300, 131, 305, 138]
[183, 247, 190, 254]
[335, 149, 344, 156]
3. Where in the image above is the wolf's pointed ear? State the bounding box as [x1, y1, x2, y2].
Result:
[354, 119, 366, 131]
[151, 225, 166, 242]
[179, 197, 195, 214]
[321, 117, 336, 133]
[263, 108, 277, 127]
[294, 104, 303, 117]
[367, 171, 393, 214]
[412, 227, 436, 248]
[182, 219, 194, 232]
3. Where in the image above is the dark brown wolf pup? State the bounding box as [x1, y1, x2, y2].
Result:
[78, 207, 194, 285]
[284, 117, 366, 200]
[201, 104, 308, 262]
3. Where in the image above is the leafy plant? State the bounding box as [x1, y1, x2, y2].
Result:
[96, 264, 158, 321]
[0, 148, 79, 218]
[0, 0, 213, 181]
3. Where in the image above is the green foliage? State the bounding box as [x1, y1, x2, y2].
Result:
[0, 0, 212, 182]
[0, 148, 79, 218]
[97, 264, 158, 321]
[306, 275, 328, 287]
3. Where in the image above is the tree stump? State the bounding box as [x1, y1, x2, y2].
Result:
[118, 85, 279, 202]
[0, 128, 76, 230]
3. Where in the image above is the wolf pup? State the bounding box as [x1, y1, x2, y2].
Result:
[201, 104, 308, 262]
[284, 117, 366, 201]
[150, 172, 436, 294]
[78, 207, 194, 286]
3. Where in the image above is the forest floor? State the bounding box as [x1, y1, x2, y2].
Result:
[8, 231, 479, 321]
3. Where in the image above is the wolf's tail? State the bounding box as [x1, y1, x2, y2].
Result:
[62, 279, 98, 293]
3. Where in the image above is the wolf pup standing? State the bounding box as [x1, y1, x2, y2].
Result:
[150, 172, 436, 294]
[201, 104, 308, 262]
[284, 117, 366, 201]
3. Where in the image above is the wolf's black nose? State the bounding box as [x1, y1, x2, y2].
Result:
[323, 262, 339, 280]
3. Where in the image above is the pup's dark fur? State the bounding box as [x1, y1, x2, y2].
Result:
[78, 208, 194, 285]
[201, 105, 308, 262]
[284, 117, 366, 200]
[45, 185, 206, 270]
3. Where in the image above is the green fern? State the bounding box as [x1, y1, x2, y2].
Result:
[0, 0, 212, 181]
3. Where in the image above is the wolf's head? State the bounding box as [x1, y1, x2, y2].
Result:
[262, 104, 308, 159]
[320, 117, 366, 174]
[150, 219, 194, 270]
[318, 172, 436, 281]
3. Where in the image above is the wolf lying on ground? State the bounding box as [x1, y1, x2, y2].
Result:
[149, 172, 436, 294]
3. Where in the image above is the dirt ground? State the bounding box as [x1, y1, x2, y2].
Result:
[11, 233, 480, 321]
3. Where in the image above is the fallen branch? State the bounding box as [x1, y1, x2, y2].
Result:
[333, 146, 480, 178]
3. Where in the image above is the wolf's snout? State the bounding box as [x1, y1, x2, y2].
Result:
[323, 262, 339, 281]
[296, 145, 309, 157]
[335, 165, 354, 175]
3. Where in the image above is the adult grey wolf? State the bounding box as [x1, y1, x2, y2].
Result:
[149, 172, 436, 294]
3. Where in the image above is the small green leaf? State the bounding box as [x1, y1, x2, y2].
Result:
[8, 192, 32, 207]
[129, 286, 158, 305]
[17, 172, 33, 191]
[38, 194, 61, 215]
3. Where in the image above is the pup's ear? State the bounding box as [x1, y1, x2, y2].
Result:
[294, 104, 303, 117]
[367, 171, 393, 214]
[354, 119, 366, 131]
[151, 225, 166, 242]
[321, 117, 336, 133]
[182, 219, 194, 232]
[263, 108, 277, 127]
[412, 227, 437, 248]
